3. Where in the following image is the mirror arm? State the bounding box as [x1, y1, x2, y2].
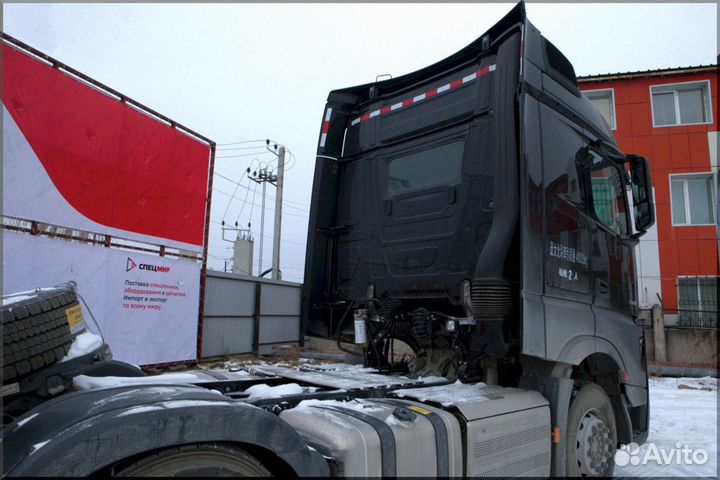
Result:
[623, 234, 642, 246]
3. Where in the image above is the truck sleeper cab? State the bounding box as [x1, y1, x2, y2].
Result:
[303, 1, 654, 476]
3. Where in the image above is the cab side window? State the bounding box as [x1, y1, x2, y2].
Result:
[588, 151, 628, 236]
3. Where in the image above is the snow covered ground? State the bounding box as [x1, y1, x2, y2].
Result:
[615, 376, 717, 477]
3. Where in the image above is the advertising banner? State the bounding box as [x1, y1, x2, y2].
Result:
[2, 42, 211, 252]
[2, 36, 214, 364]
[2, 231, 200, 365]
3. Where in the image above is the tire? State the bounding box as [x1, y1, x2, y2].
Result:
[565, 382, 618, 477]
[2, 288, 77, 384]
[115, 443, 272, 477]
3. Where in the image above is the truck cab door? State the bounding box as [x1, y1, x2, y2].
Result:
[579, 146, 636, 315]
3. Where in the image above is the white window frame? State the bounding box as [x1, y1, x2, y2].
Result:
[669, 172, 717, 226]
[582, 88, 617, 130]
[650, 80, 713, 128]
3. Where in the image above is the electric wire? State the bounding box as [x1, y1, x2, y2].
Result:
[220, 172, 245, 223]
[215, 171, 309, 212]
[218, 157, 263, 224]
[213, 188, 309, 218]
[216, 138, 268, 146]
[216, 151, 276, 159]
[216, 145, 274, 152]
[247, 180, 259, 225]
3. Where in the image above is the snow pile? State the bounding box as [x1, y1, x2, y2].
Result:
[61, 331, 103, 362]
[615, 376, 717, 477]
[394, 380, 494, 407]
[2, 294, 35, 306]
[252, 363, 447, 391]
[74, 369, 256, 391]
[2, 287, 62, 306]
[29, 440, 51, 457]
[117, 405, 165, 417]
[676, 376, 717, 391]
[116, 399, 252, 417]
[244, 383, 306, 399]
[295, 398, 384, 413]
[302, 364, 379, 375]
[14, 413, 39, 429]
[74, 372, 201, 390]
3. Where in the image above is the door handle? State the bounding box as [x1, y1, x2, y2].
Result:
[448, 186, 457, 205]
[384, 199, 392, 216]
[596, 279, 610, 297]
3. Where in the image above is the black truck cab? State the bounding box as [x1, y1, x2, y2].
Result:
[302, 2, 653, 475]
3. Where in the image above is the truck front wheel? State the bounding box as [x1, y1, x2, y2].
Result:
[565, 382, 617, 477]
[114, 443, 272, 477]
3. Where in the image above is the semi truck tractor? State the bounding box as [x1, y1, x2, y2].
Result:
[2, 2, 653, 477]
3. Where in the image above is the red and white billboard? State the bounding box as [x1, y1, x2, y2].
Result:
[2, 41, 211, 252]
[2, 37, 214, 365]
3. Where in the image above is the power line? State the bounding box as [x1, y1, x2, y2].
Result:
[216, 145, 274, 152]
[247, 181, 259, 225]
[220, 172, 244, 222]
[209, 220, 306, 247]
[215, 170, 309, 207]
[214, 171, 310, 212]
[218, 158, 264, 223]
[216, 151, 276, 159]
[216, 137, 284, 147]
[216, 138, 268, 146]
[213, 188, 309, 218]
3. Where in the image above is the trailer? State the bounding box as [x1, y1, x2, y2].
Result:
[2, 2, 654, 477]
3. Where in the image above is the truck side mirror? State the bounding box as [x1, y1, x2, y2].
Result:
[626, 155, 655, 235]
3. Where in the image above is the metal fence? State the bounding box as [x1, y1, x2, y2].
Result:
[201, 270, 302, 357]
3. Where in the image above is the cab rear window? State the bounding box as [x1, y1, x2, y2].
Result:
[387, 140, 464, 192]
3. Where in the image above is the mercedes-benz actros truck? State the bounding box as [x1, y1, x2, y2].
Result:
[3, 3, 653, 477]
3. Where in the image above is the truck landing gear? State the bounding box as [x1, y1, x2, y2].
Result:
[566, 383, 617, 477]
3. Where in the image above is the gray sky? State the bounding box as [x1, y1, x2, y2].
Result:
[4, 2, 717, 282]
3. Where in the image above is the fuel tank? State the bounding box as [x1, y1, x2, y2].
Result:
[279, 397, 463, 477]
[280, 382, 551, 477]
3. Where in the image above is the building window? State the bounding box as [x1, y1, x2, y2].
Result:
[583, 89, 616, 130]
[678, 277, 718, 328]
[670, 174, 716, 226]
[589, 151, 628, 235]
[651, 81, 713, 127]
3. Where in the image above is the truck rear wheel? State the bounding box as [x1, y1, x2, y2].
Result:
[115, 443, 272, 477]
[565, 382, 617, 477]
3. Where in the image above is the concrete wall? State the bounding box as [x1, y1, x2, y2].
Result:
[201, 270, 301, 358]
[644, 326, 717, 366]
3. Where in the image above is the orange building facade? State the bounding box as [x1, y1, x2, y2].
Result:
[579, 65, 718, 326]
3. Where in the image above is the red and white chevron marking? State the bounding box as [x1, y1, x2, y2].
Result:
[350, 64, 496, 127]
[319, 107, 332, 147]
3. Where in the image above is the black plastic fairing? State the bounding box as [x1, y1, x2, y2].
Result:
[303, 3, 527, 337]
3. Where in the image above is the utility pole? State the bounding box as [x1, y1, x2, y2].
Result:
[249, 166, 277, 276]
[259, 177, 266, 275]
[271, 146, 285, 280]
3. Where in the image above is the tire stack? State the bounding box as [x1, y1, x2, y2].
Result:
[2, 289, 77, 384]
